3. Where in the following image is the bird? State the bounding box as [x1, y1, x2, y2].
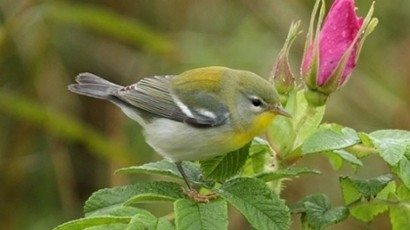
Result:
[68, 66, 290, 201]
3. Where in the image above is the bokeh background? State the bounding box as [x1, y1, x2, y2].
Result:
[1, 0, 409, 229]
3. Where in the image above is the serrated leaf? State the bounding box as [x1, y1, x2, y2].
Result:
[302, 126, 360, 154]
[218, 177, 290, 230]
[396, 184, 410, 199]
[200, 143, 250, 181]
[340, 177, 362, 205]
[116, 160, 203, 185]
[390, 185, 410, 230]
[127, 211, 174, 230]
[370, 129, 410, 166]
[342, 174, 393, 200]
[84, 182, 184, 216]
[340, 174, 393, 201]
[255, 167, 321, 182]
[390, 206, 410, 230]
[53, 216, 131, 230]
[393, 156, 410, 189]
[294, 194, 348, 230]
[242, 138, 272, 176]
[174, 199, 228, 230]
[350, 202, 388, 222]
[376, 181, 397, 200]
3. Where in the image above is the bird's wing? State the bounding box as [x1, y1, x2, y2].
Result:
[114, 76, 229, 127]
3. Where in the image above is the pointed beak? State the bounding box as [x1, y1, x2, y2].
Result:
[271, 106, 291, 118]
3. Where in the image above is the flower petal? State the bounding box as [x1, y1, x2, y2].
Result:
[317, 0, 363, 86]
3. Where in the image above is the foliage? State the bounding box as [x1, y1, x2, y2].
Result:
[51, 0, 410, 229]
[1, 0, 410, 230]
[54, 123, 410, 229]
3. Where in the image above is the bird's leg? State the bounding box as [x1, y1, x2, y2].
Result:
[175, 162, 218, 203]
[176, 161, 193, 190]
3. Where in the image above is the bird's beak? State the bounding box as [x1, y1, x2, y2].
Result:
[271, 106, 291, 118]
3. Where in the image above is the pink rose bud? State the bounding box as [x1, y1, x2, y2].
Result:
[271, 21, 300, 105]
[301, 0, 377, 106]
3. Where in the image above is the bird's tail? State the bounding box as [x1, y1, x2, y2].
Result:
[68, 73, 122, 100]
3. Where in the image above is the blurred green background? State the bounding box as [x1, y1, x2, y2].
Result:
[0, 0, 409, 229]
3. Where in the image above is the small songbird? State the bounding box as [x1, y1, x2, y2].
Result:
[68, 66, 290, 200]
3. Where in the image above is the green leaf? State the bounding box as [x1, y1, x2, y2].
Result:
[249, 137, 271, 156]
[255, 167, 321, 182]
[370, 129, 410, 166]
[325, 150, 363, 170]
[218, 177, 290, 230]
[348, 182, 396, 223]
[200, 143, 250, 181]
[124, 193, 178, 204]
[266, 90, 296, 154]
[376, 181, 397, 200]
[358, 132, 374, 148]
[174, 199, 228, 230]
[332, 150, 363, 166]
[339, 177, 362, 205]
[242, 138, 272, 176]
[87, 224, 128, 230]
[390, 185, 410, 230]
[390, 206, 410, 230]
[393, 156, 410, 189]
[267, 90, 325, 155]
[294, 194, 349, 230]
[84, 182, 184, 216]
[53, 216, 130, 230]
[396, 184, 410, 200]
[86, 206, 146, 218]
[116, 160, 203, 186]
[349, 202, 388, 223]
[339, 174, 393, 201]
[341, 179, 395, 223]
[325, 152, 344, 170]
[302, 125, 360, 154]
[127, 211, 175, 230]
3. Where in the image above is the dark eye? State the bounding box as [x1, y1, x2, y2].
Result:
[251, 98, 262, 107]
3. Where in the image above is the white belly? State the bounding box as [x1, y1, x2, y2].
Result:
[144, 118, 237, 162]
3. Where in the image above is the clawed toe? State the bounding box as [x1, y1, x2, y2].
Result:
[182, 187, 218, 203]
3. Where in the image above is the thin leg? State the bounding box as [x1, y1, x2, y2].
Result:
[175, 162, 192, 190]
[175, 161, 218, 203]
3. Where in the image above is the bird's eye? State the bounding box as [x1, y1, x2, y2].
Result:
[251, 98, 262, 107]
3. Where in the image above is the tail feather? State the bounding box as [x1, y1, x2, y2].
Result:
[68, 73, 122, 100]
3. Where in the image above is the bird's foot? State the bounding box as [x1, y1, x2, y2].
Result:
[182, 187, 218, 203]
